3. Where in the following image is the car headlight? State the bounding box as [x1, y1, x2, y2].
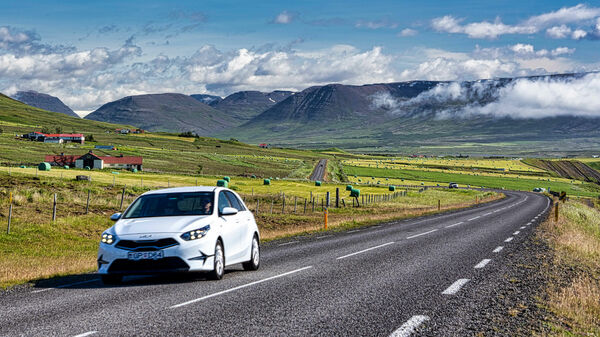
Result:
[101, 233, 116, 245]
[181, 225, 210, 241]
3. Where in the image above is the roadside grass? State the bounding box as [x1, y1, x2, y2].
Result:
[539, 201, 600, 335]
[0, 173, 500, 289]
[343, 165, 600, 197]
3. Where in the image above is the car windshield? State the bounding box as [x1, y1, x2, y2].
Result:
[123, 192, 214, 218]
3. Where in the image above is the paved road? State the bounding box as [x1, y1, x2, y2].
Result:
[0, 190, 551, 337]
[309, 159, 327, 181]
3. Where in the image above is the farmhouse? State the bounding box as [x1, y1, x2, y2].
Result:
[259, 143, 271, 149]
[44, 154, 79, 167]
[24, 132, 84, 144]
[75, 151, 142, 170]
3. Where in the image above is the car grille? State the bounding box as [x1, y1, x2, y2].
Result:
[108, 257, 189, 274]
[115, 238, 179, 251]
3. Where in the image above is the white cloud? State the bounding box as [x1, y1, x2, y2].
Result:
[432, 4, 600, 39]
[546, 25, 572, 38]
[572, 29, 588, 39]
[355, 18, 399, 29]
[273, 11, 294, 24]
[398, 28, 418, 37]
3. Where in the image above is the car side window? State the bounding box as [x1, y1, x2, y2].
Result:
[225, 191, 245, 211]
[218, 191, 232, 213]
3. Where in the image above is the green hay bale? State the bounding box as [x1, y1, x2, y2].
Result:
[131, 168, 138, 173]
[315, 181, 322, 186]
[264, 179, 271, 185]
[84, 166, 91, 170]
[350, 188, 360, 198]
[63, 165, 69, 169]
[346, 185, 353, 191]
[217, 179, 228, 187]
[223, 176, 230, 182]
[38, 162, 51, 171]
[389, 186, 396, 191]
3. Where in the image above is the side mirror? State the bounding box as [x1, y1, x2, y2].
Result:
[220, 207, 238, 216]
[110, 213, 122, 221]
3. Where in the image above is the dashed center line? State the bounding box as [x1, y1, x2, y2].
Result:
[520, 226, 526, 229]
[72, 332, 98, 337]
[474, 259, 492, 269]
[468, 216, 481, 221]
[389, 315, 430, 337]
[445, 221, 464, 228]
[406, 229, 438, 239]
[483, 212, 492, 216]
[493, 246, 504, 253]
[337, 242, 395, 260]
[170, 266, 313, 309]
[504, 237, 514, 242]
[513, 231, 520, 235]
[442, 279, 470, 295]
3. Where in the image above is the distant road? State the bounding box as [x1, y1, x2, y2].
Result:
[309, 159, 327, 181]
[0, 191, 551, 336]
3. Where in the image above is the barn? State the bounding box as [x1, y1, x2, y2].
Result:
[74, 151, 142, 170]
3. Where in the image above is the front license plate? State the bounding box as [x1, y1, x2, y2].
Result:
[127, 251, 164, 261]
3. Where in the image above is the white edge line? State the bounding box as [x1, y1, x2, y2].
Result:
[493, 246, 503, 253]
[337, 242, 395, 260]
[406, 229, 438, 239]
[315, 235, 332, 239]
[170, 266, 313, 309]
[504, 237, 514, 242]
[278, 241, 299, 246]
[442, 278, 470, 295]
[72, 331, 98, 337]
[389, 315, 430, 337]
[32, 279, 99, 293]
[474, 259, 492, 269]
[445, 221, 464, 228]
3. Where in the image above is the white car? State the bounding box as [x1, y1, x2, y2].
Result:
[97, 186, 260, 284]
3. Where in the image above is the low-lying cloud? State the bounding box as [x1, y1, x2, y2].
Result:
[394, 72, 600, 119]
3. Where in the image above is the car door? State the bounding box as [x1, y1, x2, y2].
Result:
[224, 191, 250, 259]
[217, 191, 244, 263]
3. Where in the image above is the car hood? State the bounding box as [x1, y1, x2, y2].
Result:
[114, 215, 211, 235]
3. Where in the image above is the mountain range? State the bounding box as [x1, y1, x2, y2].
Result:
[6, 72, 600, 154]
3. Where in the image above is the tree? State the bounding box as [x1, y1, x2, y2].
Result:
[86, 134, 95, 142]
[55, 126, 62, 134]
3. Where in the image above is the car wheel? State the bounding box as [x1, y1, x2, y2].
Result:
[242, 236, 260, 271]
[101, 274, 122, 285]
[209, 241, 225, 280]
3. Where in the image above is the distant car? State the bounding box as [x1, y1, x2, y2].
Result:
[532, 187, 546, 193]
[97, 186, 260, 284]
[448, 182, 459, 189]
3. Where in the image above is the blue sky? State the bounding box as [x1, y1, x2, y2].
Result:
[1, 0, 599, 111]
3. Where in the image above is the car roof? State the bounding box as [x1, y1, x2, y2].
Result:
[141, 186, 220, 195]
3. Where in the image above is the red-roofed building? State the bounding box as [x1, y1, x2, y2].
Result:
[75, 151, 142, 170]
[24, 132, 84, 144]
[44, 154, 79, 167]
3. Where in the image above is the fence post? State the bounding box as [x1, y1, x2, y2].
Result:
[324, 208, 328, 230]
[270, 199, 274, 214]
[113, 175, 115, 187]
[321, 199, 324, 211]
[554, 203, 559, 222]
[195, 178, 198, 186]
[52, 193, 57, 222]
[120, 186, 126, 210]
[282, 193, 286, 214]
[342, 199, 346, 207]
[312, 197, 315, 213]
[294, 196, 297, 213]
[438, 199, 441, 211]
[304, 198, 307, 213]
[256, 199, 260, 215]
[326, 192, 330, 208]
[335, 188, 339, 208]
[7, 192, 12, 234]
[86, 190, 91, 214]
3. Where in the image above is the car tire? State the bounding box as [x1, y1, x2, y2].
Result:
[242, 236, 260, 271]
[101, 274, 122, 285]
[209, 241, 225, 280]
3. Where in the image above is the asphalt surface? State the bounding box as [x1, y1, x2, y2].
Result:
[309, 159, 327, 181]
[0, 190, 551, 337]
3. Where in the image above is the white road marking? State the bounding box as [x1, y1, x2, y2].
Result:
[442, 278, 470, 295]
[504, 237, 514, 242]
[445, 221, 464, 228]
[483, 212, 492, 216]
[474, 259, 492, 269]
[520, 226, 526, 229]
[389, 315, 430, 337]
[170, 266, 313, 309]
[72, 332, 97, 337]
[406, 229, 438, 239]
[347, 229, 360, 233]
[278, 241, 299, 246]
[493, 246, 504, 253]
[513, 231, 520, 235]
[337, 242, 395, 260]
[315, 235, 332, 239]
[32, 279, 99, 293]
[468, 216, 481, 221]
